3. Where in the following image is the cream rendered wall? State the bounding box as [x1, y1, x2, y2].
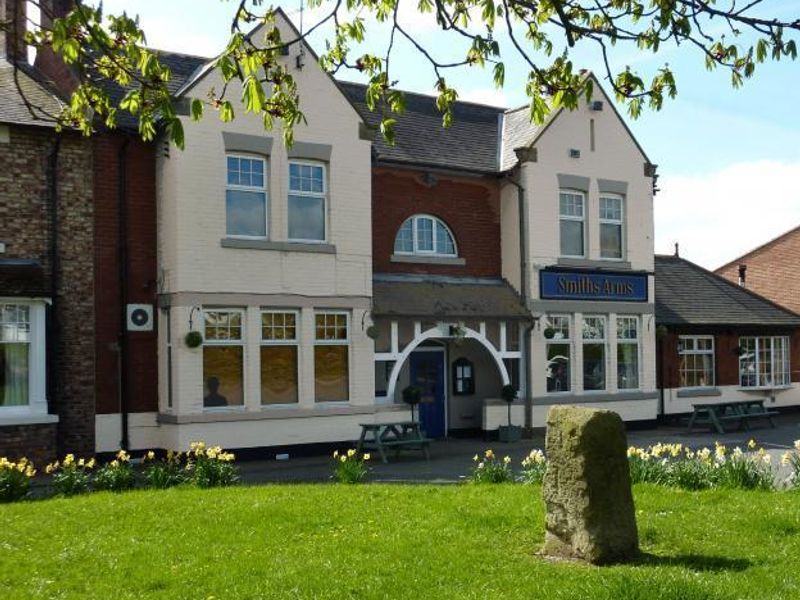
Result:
[661, 384, 800, 415]
[500, 182, 521, 293]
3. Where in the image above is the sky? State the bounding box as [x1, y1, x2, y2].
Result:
[89, 0, 800, 270]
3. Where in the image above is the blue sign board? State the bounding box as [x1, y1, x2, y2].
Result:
[540, 270, 648, 302]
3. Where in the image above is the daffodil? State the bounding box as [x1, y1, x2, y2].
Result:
[794, 440, 800, 451]
[145, 451, 155, 461]
[473, 454, 479, 462]
[503, 456, 512, 465]
[363, 453, 371, 461]
[485, 449, 494, 459]
[782, 451, 792, 466]
[339, 455, 347, 463]
[347, 449, 356, 458]
[747, 439, 757, 450]
[333, 450, 339, 459]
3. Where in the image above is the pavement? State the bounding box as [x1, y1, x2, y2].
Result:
[237, 412, 800, 485]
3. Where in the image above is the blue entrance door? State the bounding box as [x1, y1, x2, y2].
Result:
[410, 351, 446, 438]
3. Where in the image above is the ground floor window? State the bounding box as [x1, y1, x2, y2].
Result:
[452, 357, 475, 395]
[545, 315, 571, 393]
[260, 311, 299, 405]
[0, 304, 30, 407]
[739, 336, 790, 388]
[678, 335, 714, 388]
[314, 312, 349, 402]
[617, 316, 639, 390]
[582, 316, 606, 391]
[203, 310, 244, 407]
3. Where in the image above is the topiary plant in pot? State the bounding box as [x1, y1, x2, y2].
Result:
[498, 384, 521, 443]
[402, 385, 422, 423]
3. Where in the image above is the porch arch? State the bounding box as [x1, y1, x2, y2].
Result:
[384, 325, 510, 402]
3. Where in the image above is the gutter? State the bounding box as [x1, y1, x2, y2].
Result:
[117, 138, 130, 450]
[46, 137, 61, 421]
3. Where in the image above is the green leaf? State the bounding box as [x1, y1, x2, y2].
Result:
[191, 99, 204, 121]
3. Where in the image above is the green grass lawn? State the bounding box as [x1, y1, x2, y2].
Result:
[2, 484, 799, 599]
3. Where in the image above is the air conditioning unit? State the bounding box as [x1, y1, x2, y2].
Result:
[127, 304, 154, 332]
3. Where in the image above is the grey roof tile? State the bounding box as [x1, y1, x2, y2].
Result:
[0, 60, 64, 127]
[500, 105, 539, 170]
[655, 254, 800, 326]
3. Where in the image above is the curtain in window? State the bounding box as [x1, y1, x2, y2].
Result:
[0, 343, 29, 407]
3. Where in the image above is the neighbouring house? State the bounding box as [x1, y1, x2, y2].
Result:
[655, 253, 800, 415]
[715, 224, 800, 315]
[0, 0, 94, 463]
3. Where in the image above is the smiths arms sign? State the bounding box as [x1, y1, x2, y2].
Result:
[540, 270, 648, 302]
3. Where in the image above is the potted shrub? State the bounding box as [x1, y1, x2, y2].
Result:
[402, 385, 422, 422]
[498, 384, 521, 443]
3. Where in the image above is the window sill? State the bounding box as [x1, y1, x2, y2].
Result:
[0, 413, 59, 426]
[221, 238, 336, 254]
[390, 254, 465, 266]
[737, 385, 793, 392]
[676, 387, 722, 398]
[557, 257, 632, 270]
[159, 404, 377, 424]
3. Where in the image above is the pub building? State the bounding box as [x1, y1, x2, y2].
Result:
[654, 253, 800, 417]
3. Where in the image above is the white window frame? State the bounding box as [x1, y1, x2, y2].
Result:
[739, 336, 791, 389]
[0, 299, 48, 423]
[582, 315, 607, 392]
[559, 190, 586, 258]
[393, 214, 458, 257]
[288, 159, 327, 243]
[225, 153, 268, 240]
[313, 310, 351, 403]
[678, 335, 715, 389]
[202, 308, 246, 411]
[260, 309, 300, 407]
[545, 314, 572, 394]
[616, 316, 640, 391]
[599, 194, 625, 260]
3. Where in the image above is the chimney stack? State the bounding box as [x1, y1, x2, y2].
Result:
[738, 264, 747, 288]
[0, 0, 27, 63]
[35, 0, 79, 94]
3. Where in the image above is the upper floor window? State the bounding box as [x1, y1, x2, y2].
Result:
[600, 195, 624, 259]
[289, 161, 326, 242]
[394, 215, 457, 256]
[226, 155, 267, 238]
[678, 335, 714, 388]
[739, 336, 790, 388]
[559, 191, 585, 257]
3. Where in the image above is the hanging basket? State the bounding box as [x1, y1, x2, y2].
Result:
[185, 331, 203, 348]
[365, 325, 380, 340]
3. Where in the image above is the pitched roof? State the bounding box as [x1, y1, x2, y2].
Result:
[500, 105, 539, 171]
[339, 81, 505, 174]
[715, 224, 800, 273]
[372, 275, 531, 319]
[0, 60, 64, 127]
[655, 254, 800, 327]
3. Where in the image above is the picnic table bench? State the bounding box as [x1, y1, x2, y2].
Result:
[356, 421, 431, 464]
[687, 399, 779, 434]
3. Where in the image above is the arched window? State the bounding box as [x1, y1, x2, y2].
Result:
[394, 215, 457, 256]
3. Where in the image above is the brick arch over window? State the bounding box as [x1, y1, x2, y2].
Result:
[393, 214, 458, 257]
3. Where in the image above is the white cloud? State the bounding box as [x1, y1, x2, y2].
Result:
[458, 87, 508, 107]
[655, 160, 800, 270]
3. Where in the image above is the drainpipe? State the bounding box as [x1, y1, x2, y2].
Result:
[46, 138, 61, 421]
[505, 166, 533, 431]
[117, 138, 130, 450]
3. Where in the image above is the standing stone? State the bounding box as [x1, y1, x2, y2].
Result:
[542, 406, 639, 564]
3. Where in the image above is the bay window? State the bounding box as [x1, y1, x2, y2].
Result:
[678, 336, 715, 388]
[203, 310, 244, 408]
[314, 312, 349, 402]
[226, 155, 267, 238]
[739, 336, 790, 388]
[260, 311, 299, 405]
[288, 161, 326, 242]
[559, 191, 585, 257]
[582, 316, 606, 391]
[545, 315, 571, 393]
[600, 195, 624, 259]
[616, 316, 639, 390]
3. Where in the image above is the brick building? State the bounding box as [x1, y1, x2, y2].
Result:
[0, 0, 95, 463]
[715, 225, 800, 315]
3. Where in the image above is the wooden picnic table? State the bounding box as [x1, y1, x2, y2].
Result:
[356, 421, 431, 464]
[687, 399, 779, 434]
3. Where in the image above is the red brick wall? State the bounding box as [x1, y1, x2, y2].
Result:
[658, 328, 800, 388]
[0, 423, 57, 465]
[372, 167, 501, 277]
[0, 125, 95, 458]
[716, 228, 800, 315]
[93, 135, 159, 415]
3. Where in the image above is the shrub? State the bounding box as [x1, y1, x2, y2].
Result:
[46, 454, 95, 496]
[93, 451, 136, 492]
[142, 450, 186, 489]
[185, 442, 238, 488]
[470, 449, 514, 484]
[0, 457, 36, 503]
[332, 449, 370, 484]
[518, 449, 547, 484]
